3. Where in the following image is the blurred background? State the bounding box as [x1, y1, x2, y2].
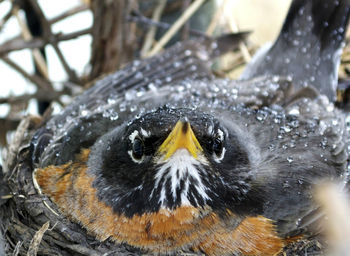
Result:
[1, 0, 337, 165]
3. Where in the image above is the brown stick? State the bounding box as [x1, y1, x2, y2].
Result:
[226, 4, 251, 62]
[206, 0, 228, 35]
[0, 56, 52, 91]
[0, 91, 62, 104]
[0, 4, 13, 32]
[146, 0, 206, 57]
[0, 28, 91, 55]
[140, 0, 166, 58]
[27, 222, 50, 256]
[27, 0, 80, 84]
[12, 5, 49, 80]
[49, 4, 89, 25]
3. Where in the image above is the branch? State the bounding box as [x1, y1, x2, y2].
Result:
[146, 0, 206, 57]
[140, 0, 166, 58]
[0, 91, 63, 105]
[226, 3, 251, 62]
[128, 11, 208, 38]
[27, 0, 80, 84]
[0, 28, 91, 55]
[0, 56, 52, 91]
[180, 0, 191, 41]
[0, 4, 13, 33]
[48, 4, 89, 24]
[0, 2, 91, 55]
[12, 5, 49, 80]
[27, 222, 50, 256]
[206, 0, 228, 35]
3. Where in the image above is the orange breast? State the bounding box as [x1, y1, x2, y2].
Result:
[34, 149, 285, 255]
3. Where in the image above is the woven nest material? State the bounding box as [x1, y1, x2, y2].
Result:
[0, 116, 143, 256]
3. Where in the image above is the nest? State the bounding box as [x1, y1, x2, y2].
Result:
[0, 116, 146, 255]
[0, 0, 346, 254]
[0, 116, 324, 256]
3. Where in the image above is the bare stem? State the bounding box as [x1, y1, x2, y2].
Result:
[0, 28, 91, 55]
[0, 56, 52, 91]
[49, 4, 89, 25]
[146, 0, 206, 57]
[140, 0, 166, 58]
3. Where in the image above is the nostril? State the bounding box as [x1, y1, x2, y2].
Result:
[181, 122, 189, 134]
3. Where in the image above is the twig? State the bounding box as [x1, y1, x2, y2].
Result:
[128, 11, 207, 38]
[2, 115, 42, 172]
[0, 56, 52, 91]
[12, 5, 49, 80]
[181, 0, 191, 40]
[226, 4, 251, 63]
[341, 59, 350, 64]
[27, 0, 80, 84]
[13, 241, 23, 256]
[206, 0, 228, 35]
[57, 27, 91, 41]
[0, 2, 91, 55]
[5, 234, 15, 251]
[27, 222, 50, 256]
[49, 4, 89, 25]
[0, 4, 13, 33]
[140, 0, 166, 58]
[1, 194, 13, 199]
[146, 0, 206, 57]
[221, 60, 246, 74]
[222, 44, 255, 69]
[0, 91, 63, 104]
[0, 28, 91, 55]
[52, 43, 80, 83]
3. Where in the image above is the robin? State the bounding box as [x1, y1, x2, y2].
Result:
[32, 0, 350, 255]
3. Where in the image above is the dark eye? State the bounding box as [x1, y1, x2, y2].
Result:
[132, 137, 144, 160]
[211, 129, 226, 162]
[213, 137, 223, 156]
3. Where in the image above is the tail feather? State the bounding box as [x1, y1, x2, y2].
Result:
[241, 0, 350, 101]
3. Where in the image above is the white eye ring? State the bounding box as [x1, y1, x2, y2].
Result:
[129, 130, 139, 142]
[212, 129, 226, 163]
[128, 130, 145, 164]
[128, 150, 144, 164]
[213, 147, 226, 163]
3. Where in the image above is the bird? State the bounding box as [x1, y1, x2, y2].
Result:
[31, 0, 350, 255]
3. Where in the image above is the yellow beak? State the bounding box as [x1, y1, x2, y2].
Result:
[158, 120, 203, 159]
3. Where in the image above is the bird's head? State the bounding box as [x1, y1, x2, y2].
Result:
[88, 107, 264, 218]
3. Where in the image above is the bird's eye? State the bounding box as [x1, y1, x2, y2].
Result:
[212, 130, 226, 162]
[213, 137, 223, 156]
[132, 137, 144, 160]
